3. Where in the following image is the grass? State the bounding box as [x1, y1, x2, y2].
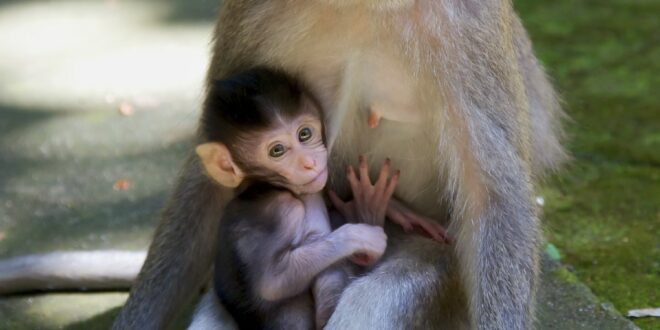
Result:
[516, 1, 660, 328]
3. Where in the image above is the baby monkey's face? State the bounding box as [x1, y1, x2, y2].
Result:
[255, 114, 328, 194]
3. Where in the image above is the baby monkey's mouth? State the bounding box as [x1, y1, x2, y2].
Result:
[303, 168, 327, 186]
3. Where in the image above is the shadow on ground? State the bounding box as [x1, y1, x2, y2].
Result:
[65, 307, 121, 330]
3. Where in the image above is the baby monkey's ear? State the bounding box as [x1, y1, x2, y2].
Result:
[196, 142, 245, 188]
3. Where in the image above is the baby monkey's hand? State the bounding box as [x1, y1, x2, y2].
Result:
[329, 156, 451, 245]
[329, 156, 398, 227]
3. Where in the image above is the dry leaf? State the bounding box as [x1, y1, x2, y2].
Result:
[118, 102, 134, 116]
[113, 179, 130, 191]
[0, 231, 6, 241]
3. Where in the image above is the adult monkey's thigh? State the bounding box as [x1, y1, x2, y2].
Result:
[327, 234, 468, 330]
[113, 1, 564, 329]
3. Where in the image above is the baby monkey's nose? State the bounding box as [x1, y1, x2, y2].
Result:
[301, 156, 316, 170]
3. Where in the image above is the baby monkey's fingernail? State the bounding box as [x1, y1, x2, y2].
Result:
[396, 170, 401, 176]
[385, 158, 391, 165]
[359, 155, 364, 162]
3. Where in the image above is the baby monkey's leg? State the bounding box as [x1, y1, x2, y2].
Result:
[271, 293, 314, 330]
[313, 265, 349, 329]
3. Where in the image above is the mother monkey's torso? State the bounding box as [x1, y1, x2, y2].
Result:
[212, 2, 453, 221]
[115, 0, 565, 328]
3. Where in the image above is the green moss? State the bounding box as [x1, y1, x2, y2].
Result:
[553, 266, 579, 284]
[516, 0, 660, 328]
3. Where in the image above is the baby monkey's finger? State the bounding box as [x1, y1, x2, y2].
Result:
[374, 158, 391, 193]
[383, 170, 400, 202]
[388, 209, 413, 233]
[438, 224, 454, 244]
[346, 166, 360, 199]
[411, 213, 450, 244]
[358, 155, 372, 188]
[415, 219, 445, 243]
[349, 253, 374, 267]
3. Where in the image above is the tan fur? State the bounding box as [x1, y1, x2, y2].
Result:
[113, 1, 564, 329]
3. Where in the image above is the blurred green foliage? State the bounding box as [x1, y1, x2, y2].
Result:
[516, 1, 659, 328]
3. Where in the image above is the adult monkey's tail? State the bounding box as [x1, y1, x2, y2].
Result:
[0, 250, 145, 295]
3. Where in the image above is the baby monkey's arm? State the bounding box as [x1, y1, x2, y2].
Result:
[256, 199, 386, 302]
[299, 193, 351, 329]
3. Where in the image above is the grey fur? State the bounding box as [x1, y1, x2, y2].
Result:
[114, 1, 564, 329]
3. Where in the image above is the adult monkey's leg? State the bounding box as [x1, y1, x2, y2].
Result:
[112, 2, 259, 327]
[327, 233, 468, 330]
[512, 14, 566, 174]
[440, 3, 545, 329]
[331, 2, 557, 328]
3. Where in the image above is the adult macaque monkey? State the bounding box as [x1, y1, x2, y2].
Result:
[115, 0, 565, 329]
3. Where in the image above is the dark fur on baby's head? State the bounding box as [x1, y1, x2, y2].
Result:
[201, 67, 320, 149]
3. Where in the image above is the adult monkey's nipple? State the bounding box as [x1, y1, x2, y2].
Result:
[368, 107, 381, 129]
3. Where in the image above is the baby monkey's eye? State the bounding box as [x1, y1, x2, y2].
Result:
[269, 144, 286, 158]
[298, 127, 312, 142]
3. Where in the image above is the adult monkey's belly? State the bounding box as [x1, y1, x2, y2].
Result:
[267, 25, 448, 223]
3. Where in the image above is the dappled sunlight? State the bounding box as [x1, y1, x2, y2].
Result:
[1, 293, 126, 328]
[0, 1, 209, 273]
[0, 0, 215, 266]
[0, 104, 196, 160]
[0, 0, 213, 112]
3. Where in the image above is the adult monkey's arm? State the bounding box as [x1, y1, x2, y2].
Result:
[112, 158, 230, 329]
[113, 2, 263, 328]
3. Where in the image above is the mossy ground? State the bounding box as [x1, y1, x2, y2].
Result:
[516, 1, 660, 328]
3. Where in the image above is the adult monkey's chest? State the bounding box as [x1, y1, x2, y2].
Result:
[252, 2, 448, 219]
[320, 52, 444, 221]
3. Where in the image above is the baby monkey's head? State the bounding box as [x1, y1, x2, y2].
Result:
[197, 67, 328, 195]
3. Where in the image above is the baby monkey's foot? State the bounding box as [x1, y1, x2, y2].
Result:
[387, 198, 453, 244]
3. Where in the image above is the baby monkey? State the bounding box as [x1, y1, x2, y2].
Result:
[196, 68, 446, 329]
